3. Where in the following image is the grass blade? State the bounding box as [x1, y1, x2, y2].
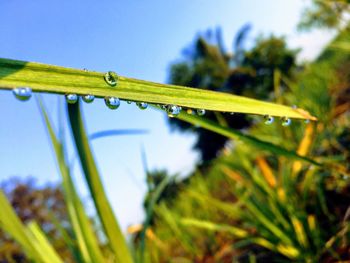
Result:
[176, 111, 320, 165]
[0, 191, 41, 261]
[67, 102, 133, 263]
[0, 191, 63, 263]
[48, 212, 83, 262]
[27, 222, 63, 263]
[38, 98, 106, 263]
[139, 175, 171, 262]
[292, 123, 315, 177]
[180, 217, 249, 238]
[0, 57, 315, 120]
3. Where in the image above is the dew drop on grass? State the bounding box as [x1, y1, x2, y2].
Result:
[167, 105, 181, 117]
[104, 97, 120, 110]
[281, 117, 291, 127]
[65, 94, 78, 104]
[264, 115, 274, 125]
[197, 109, 206, 116]
[187, 109, 194, 114]
[82, 94, 95, 103]
[136, 102, 148, 110]
[104, 71, 118, 86]
[13, 87, 32, 101]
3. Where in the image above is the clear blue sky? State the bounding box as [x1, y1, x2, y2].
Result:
[0, 0, 331, 231]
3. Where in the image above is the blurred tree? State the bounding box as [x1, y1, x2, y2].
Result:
[168, 26, 299, 162]
[241, 36, 299, 99]
[299, 0, 350, 31]
[0, 178, 73, 263]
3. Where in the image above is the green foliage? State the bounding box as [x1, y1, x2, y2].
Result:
[142, 120, 349, 261]
[299, 0, 350, 31]
[136, 28, 350, 263]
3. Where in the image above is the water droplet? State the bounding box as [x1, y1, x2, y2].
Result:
[65, 94, 78, 104]
[167, 105, 181, 117]
[281, 117, 291, 127]
[104, 97, 120, 110]
[136, 102, 148, 110]
[13, 87, 32, 101]
[104, 71, 118, 86]
[304, 119, 310, 124]
[264, 115, 274, 125]
[197, 109, 206, 116]
[82, 94, 95, 103]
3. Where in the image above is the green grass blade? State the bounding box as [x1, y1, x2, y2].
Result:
[67, 102, 133, 263]
[179, 218, 249, 238]
[176, 112, 321, 166]
[27, 222, 63, 263]
[0, 191, 65, 263]
[48, 212, 83, 262]
[0, 57, 316, 120]
[38, 98, 106, 263]
[242, 199, 294, 246]
[0, 191, 42, 261]
[187, 190, 244, 220]
[235, 238, 300, 259]
[139, 175, 171, 262]
[156, 204, 196, 253]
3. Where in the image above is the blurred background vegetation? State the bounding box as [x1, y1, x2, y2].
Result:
[1, 0, 350, 262]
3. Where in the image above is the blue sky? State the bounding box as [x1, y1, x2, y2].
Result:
[0, 0, 332, 231]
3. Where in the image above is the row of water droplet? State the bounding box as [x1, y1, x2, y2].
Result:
[12, 87, 199, 116]
[12, 86, 308, 126]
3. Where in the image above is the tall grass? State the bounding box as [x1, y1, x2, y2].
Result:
[137, 29, 350, 262]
